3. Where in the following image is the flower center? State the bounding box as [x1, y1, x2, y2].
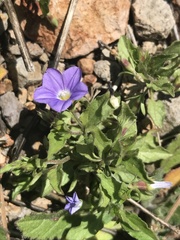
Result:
[58, 90, 71, 101]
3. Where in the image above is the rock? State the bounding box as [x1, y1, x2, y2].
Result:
[0, 11, 8, 35]
[39, 52, 49, 63]
[26, 42, 44, 59]
[24, 102, 36, 110]
[172, 0, 180, 6]
[14, 0, 130, 58]
[0, 66, 8, 80]
[142, 41, 157, 54]
[27, 85, 35, 102]
[94, 60, 121, 82]
[56, 62, 65, 73]
[94, 60, 111, 81]
[0, 92, 23, 128]
[83, 74, 97, 86]
[0, 113, 7, 137]
[77, 58, 95, 74]
[27, 61, 42, 84]
[132, 0, 175, 40]
[31, 197, 51, 210]
[8, 57, 28, 88]
[0, 55, 5, 65]
[8, 58, 42, 88]
[4, 79, 13, 92]
[8, 29, 16, 41]
[160, 94, 180, 136]
[0, 134, 14, 148]
[18, 88, 28, 105]
[0, 81, 6, 95]
[9, 44, 21, 56]
[102, 48, 111, 58]
[173, 3, 180, 38]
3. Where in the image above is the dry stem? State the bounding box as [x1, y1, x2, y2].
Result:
[53, 0, 79, 68]
[4, 0, 34, 72]
[128, 198, 180, 235]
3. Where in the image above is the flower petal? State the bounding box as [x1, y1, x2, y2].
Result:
[69, 205, 81, 215]
[70, 82, 88, 100]
[48, 99, 72, 112]
[43, 68, 65, 92]
[34, 87, 56, 103]
[65, 196, 74, 203]
[150, 181, 172, 189]
[72, 192, 79, 202]
[64, 203, 71, 210]
[63, 66, 82, 90]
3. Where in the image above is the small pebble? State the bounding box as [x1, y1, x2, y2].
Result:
[25, 101, 36, 110]
[18, 88, 28, 105]
[83, 74, 97, 85]
[77, 58, 95, 74]
[27, 85, 35, 102]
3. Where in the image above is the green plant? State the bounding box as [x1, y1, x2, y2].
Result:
[1, 36, 180, 240]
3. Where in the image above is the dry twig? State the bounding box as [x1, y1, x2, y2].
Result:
[0, 184, 10, 239]
[4, 0, 34, 72]
[53, 0, 79, 68]
[127, 24, 138, 46]
[165, 195, 180, 222]
[128, 198, 180, 235]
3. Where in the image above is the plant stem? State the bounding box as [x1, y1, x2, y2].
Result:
[71, 110, 84, 132]
[127, 198, 180, 235]
[46, 156, 70, 165]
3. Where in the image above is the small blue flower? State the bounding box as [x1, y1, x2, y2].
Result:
[34, 66, 88, 112]
[64, 192, 82, 215]
[150, 181, 172, 189]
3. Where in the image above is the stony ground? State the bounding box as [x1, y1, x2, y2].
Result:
[0, 0, 180, 239]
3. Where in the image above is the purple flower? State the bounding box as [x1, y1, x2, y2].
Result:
[64, 192, 82, 215]
[150, 181, 172, 189]
[135, 180, 172, 190]
[34, 66, 88, 112]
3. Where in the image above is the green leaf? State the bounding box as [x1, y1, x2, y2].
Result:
[161, 134, 180, 173]
[0, 157, 33, 174]
[17, 210, 113, 240]
[146, 77, 175, 97]
[39, 0, 50, 16]
[97, 171, 122, 202]
[120, 157, 151, 182]
[47, 166, 63, 194]
[76, 141, 100, 161]
[117, 36, 146, 82]
[147, 99, 165, 128]
[47, 14, 58, 27]
[47, 128, 71, 160]
[150, 41, 180, 77]
[163, 40, 180, 55]
[95, 221, 121, 240]
[66, 212, 103, 240]
[12, 176, 33, 199]
[80, 92, 114, 131]
[17, 211, 72, 240]
[119, 210, 158, 240]
[117, 36, 140, 70]
[29, 171, 43, 187]
[117, 101, 137, 141]
[131, 132, 172, 163]
[92, 127, 112, 159]
[0, 226, 7, 240]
